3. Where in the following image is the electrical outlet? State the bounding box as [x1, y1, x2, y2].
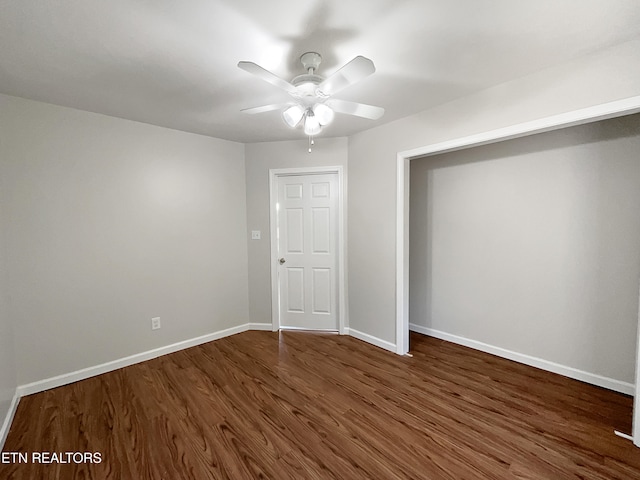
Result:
[151, 317, 161, 330]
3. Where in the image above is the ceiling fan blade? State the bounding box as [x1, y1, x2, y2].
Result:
[327, 99, 384, 120]
[240, 103, 288, 115]
[238, 61, 297, 94]
[316, 56, 375, 97]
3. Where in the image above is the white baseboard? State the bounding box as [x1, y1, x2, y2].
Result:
[249, 323, 273, 331]
[347, 328, 397, 353]
[18, 323, 251, 397]
[0, 389, 20, 450]
[2, 322, 282, 444]
[410, 324, 634, 396]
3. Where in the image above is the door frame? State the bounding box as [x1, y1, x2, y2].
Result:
[269, 166, 347, 334]
[395, 95, 640, 446]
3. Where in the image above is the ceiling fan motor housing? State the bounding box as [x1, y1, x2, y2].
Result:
[292, 52, 325, 101]
[292, 73, 323, 99]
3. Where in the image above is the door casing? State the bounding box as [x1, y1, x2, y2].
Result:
[269, 166, 347, 334]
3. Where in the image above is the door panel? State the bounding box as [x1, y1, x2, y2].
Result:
[312, 268, 332, 314]
[277, 173, 338, 330]
[285, 208, 304, 253]
[312, 207, 330, 253]
[285, 183, 303, 199]
[311, 181, 330, 198]
[285, 268, 305, 312]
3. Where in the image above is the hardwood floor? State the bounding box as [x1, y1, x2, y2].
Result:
[2, 330, 639, 479]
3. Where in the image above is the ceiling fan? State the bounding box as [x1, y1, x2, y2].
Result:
[237, 52, 384, 137]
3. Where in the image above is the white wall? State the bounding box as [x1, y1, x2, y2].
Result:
[245, 138, 348, 325]
[348, 36, 640, 345]
[0, 94, 249, 386]
[0, 158, 17, 446]
[410, 114, 640, 384]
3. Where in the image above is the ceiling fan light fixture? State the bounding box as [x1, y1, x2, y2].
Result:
[313, 103, 334, 126]
[303, 109, 321, 136]
[239, 52, 383, 144]
[282, 104, 304, 127]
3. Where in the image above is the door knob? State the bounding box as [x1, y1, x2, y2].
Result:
[279, 258, 286, 265]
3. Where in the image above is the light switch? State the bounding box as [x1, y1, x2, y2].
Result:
[251, 230, 261, 240]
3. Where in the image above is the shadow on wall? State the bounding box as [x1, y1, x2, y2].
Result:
[418, 113, 640, 172]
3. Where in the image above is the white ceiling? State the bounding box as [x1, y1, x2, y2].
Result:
[1, 0, 639, 143]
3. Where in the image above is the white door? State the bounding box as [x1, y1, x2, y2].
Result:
[276, 173, 338, 330]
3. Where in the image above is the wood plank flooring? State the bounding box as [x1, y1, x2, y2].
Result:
[2, 331, 639, 479]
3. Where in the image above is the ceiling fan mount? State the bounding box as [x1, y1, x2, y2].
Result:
[299, 51, 322, 73]
[237, 51, 384, 140]
[291, 53, 329, 99]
